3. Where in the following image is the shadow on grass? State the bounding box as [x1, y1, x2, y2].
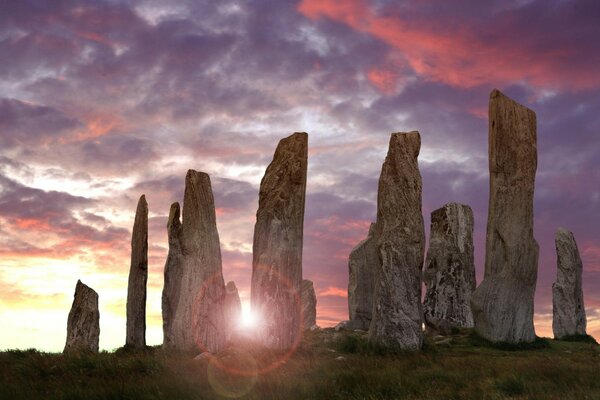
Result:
[557, 334, 598, 344]
[468, 331, 551, 351]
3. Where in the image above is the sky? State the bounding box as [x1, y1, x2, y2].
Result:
[0, 0, 599, 352]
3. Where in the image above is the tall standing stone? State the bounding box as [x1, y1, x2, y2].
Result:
[166, 170, 227, 353]
[251, 132, 308, 349]
[64, 280, 100, 354]
[126, 195, 148, 348]
[553, 228, 587, 339]
[368, 131, 425, 351]
[423, 203, 475, 330]
[224, 281, 242, 338]
[470, 89, 539, 343]
[348, 223, 378, 330]
[301, 279, 317, 330]
[162, 202, 183, 348]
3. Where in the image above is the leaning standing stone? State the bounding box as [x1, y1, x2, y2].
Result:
[368, 131, 425, 351]
[64, 280, 100, 354]
[162, 202, 183, 348]
[470, 89, 539, 343]
[423, 203, 476, 330]
[224, 281, 242, 338]
[126, 194, 148, 348]
[348, 223, 378, 330]
[251, 132, 308, 349]
[302, 279, 317, 330]
[553, 228, 587, 339]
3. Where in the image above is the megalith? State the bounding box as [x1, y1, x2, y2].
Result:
[348, 223, 378, 330]
[64, 280, 100, 354]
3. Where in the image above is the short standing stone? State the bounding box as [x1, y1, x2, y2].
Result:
[224, 281, 242, 338]
[301, 279, 317, 330]
[126, 194, 148, 348]
[553, 228, 587, 339]
[348, 223, 378, 330]
[64, 280, 100, 353]
[251, 132, 308, 349]
[162, 202, 183, 348]
[470, 89, 539, 343]
[423, 203, 475, 330]
[368, 131, 425, 351]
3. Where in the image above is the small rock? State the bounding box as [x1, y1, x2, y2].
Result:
[310, 324, 320, 331]
[334, 320, 349, 331]
[335, 356, 346, 361]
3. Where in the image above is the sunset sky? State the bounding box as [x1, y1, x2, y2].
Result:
[1, 0, 599, 352]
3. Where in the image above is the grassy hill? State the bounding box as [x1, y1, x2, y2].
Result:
[1, 329, 599, 400]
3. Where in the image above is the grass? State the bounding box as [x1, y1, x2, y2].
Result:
[1, 329, 599, 399]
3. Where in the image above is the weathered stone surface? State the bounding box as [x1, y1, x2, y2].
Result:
[301, 279, 317, 330]
[553, 228, 587, 339]
[126, 194, 148, 348]
[251, 132, 308, 349]
[348, 223, 378, 331]
[162, 202, 183, 348]
[64, 280, 100, 354]
[423, 203, 475, 330]
[165, 170, 227, 352]
[471, 89, 539, 343]
[224, 281, 242, 338]
[368, 131, 425, 351]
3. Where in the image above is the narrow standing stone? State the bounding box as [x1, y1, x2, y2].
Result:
[368, 131, 425, 351]
[302, 279, 317, 330]
[348, 223, 378, 330]
[64, 280, 100, 353]
[162, 202, 183, 348]
[126, 194, 148, 348]
[423, 203, 476, 330]
[251, 132, 308, 349]
[470, 89, 539, 343]
[167, 170, 227, 353]
[224, 281, 242, 338]
[553, 228, 587, 339]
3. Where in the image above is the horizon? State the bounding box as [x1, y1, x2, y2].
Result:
[1, 0, 599, 352]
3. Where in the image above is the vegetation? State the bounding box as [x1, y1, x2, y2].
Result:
[1, 328, 599, 400]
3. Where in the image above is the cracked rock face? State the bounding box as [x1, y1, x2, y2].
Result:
[368, 131, 425, 351]
[64, 280, 100, 354]
[302, 279, 317, 330]
[126, 194, 148, 348]
[553, 228, 587, 339]
[348, 223, 378, 331]
[423, 203, 476, 330]
[163, 170, 227, 353]
[224, 281, 242, 338]
[251, 132, 308, 350]
[471, 89, 539, 343]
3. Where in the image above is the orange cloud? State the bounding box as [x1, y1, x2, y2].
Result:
[298, 0, 598, 90]
[319, 286, 348, 298]
[367, 67, 399, 95]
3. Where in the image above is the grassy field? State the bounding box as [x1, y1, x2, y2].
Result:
[1, 329, 599, 400]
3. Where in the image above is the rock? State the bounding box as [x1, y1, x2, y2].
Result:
[126, 194, 148, 349]
[193, 352, 213, 361]
[334, 320, 350, 331]
[162, 202, 183, 348]
[368, 132, 425, 351]
[64, 280, 100, 354]
[166, 170, 227, 353]
[309, 324, 320, 331]
[348, 223, 378, 331]
[423, 203, 475, 330]
[470, 89, 539, 343]
[426, 317, 453, 336]
[553, 228, 587, 339]
[251, 132, 308, 349]
[301, 279, 317, 330]
[335, 356, 346, 361]
[224, 281, 242, 338]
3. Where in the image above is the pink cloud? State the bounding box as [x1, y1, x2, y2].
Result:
[319, 286, 348, 298]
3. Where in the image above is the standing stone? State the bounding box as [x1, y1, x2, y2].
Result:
[553, 228, 587, 339]
[301, 279, 317, 330]
[348, 223, 378, 330]
[470, 89, 539, 343]
[64, 280, 100, 353]
[423, 203, 476, 331]
[368, 131, 425, 351]
[162, 202, 183, 348]
[126, 194, 148, 348]
[167, 170, 227, 353]
[224, 281, 242, 338]
[251, 132, 308, 349]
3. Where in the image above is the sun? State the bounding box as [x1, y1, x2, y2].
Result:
[239, 308, 260, 331]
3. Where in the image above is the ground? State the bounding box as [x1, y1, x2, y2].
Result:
[1, 328, 599, 400]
